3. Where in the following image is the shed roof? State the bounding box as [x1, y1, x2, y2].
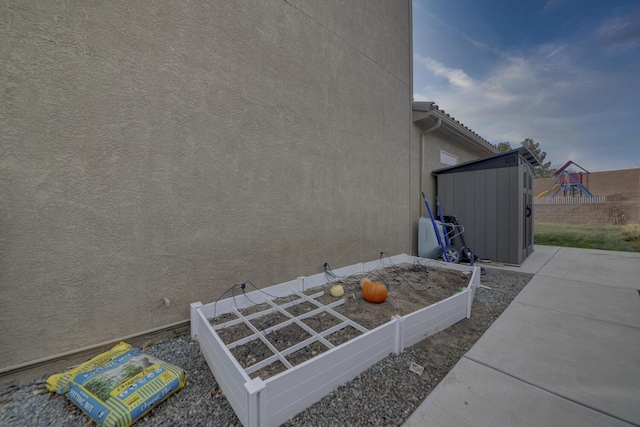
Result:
[432, 147, 540, 175]
[413, 101, 498, 155]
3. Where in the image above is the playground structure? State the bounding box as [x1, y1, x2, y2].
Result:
[536, 161, 596, 202]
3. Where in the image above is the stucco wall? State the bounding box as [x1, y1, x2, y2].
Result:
[0, 1, 412, 369]
[423, 131, 492, 205]
[409, 123, 494, 255]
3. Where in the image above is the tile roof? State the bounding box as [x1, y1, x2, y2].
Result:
[413, 101, 497, 152]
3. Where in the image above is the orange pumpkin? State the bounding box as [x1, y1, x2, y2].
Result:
[362, 280, 387, 303]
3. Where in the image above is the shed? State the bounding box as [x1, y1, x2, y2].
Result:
[433, 147, 539, 265]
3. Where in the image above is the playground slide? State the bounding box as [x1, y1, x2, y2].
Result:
[535, 184, 559, 200]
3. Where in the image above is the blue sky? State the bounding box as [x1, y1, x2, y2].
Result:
[413, 0, 640, 172]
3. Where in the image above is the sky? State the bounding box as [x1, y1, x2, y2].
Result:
[413, 0, 640, 172]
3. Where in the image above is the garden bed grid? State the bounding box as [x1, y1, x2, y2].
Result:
[191, 254, 479, 427]
[211, 290, 368, 377]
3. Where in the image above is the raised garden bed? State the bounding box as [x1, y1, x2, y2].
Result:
[191, 254, 479, 427]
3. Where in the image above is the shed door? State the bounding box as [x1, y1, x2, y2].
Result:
[522, 165, 534, 259]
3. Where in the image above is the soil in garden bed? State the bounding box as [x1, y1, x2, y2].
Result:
[234, 295, 302, 317]
[265, 323, 311, 352]
[208, 312, 236, 327]
[325, 325, 363, 347]
[286, 341, 329, 366]
[214, 321, 254, 345]
[208, 263, 470, 380]
[209, 262, 468, 341]
[249, 311, 289, 331]
[300, 312, 343, 333]
[305, 263, 471, 330]
[249, 360, 288, 380]
[229, 339, 273, 369]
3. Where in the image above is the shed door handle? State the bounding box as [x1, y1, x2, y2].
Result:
[526, 205, 532, 218]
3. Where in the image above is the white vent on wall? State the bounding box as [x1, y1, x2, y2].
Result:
[440, 150, 458, 166]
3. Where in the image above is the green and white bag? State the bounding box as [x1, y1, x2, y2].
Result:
[47, 342, 186, 427]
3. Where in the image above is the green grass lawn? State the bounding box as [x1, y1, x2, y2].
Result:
[534, 223, 640, 252]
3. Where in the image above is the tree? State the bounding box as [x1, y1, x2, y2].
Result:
[496, 141, 512, 152]
[520, 138, 552, 177]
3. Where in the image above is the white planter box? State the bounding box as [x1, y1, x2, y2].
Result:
[191, 254, 479, 427]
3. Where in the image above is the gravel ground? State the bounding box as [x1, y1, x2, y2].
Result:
[0, 269, 531, 427]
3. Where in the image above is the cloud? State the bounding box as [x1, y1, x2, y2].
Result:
[596, 10, 640, 49]
[414, 55, 474, 88]
[416, 44, 579, 115]
[413, 40, 640, 171]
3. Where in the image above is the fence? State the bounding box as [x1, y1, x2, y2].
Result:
[534, 195, 607, 204]
[535, 201, 640, 224]
[190, 254, 479, 427]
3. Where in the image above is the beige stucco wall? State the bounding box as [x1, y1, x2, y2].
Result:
[423, 130, 494, 205]
[409, 122, 495, 255]
[0, 1, 412, 370]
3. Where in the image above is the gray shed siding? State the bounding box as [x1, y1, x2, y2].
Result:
[435, 150, 534, 265]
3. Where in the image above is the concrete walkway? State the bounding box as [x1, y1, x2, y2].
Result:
[404, 245, 640, 427]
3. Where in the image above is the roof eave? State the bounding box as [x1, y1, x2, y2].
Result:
[436, 111, 499, 155]
[412, 101, 498, 155]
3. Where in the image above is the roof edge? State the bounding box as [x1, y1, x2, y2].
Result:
[412, 101, 498, 154]
[432, 147, 540, 175]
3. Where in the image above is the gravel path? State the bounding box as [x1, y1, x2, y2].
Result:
[0, 269, 531, 427]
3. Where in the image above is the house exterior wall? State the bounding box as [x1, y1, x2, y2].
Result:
[410, 124, 423, 257]
[0, 1, 412, 370]
[423, 132, 492, 202]
[410, 123, 495, 255]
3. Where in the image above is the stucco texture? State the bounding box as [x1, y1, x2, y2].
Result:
[0, 1, 412, 369]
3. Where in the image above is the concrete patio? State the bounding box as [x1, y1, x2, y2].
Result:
[404, 245, 640, 427]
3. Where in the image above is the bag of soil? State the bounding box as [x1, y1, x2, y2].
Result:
[46, 342, 186, 427]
